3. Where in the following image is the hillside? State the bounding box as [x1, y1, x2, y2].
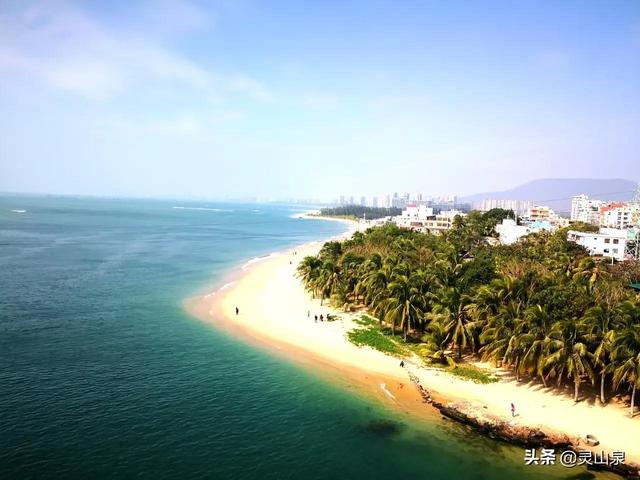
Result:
[462, 178, 638, 213]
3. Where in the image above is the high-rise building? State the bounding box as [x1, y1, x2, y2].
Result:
[600, 203, 640, 229]
[571, 195, 602, 225]
[478, 199, 533, 216]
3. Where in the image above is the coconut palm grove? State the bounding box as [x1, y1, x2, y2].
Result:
[297, 210, 640, 416]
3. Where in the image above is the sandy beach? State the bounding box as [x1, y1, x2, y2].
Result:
[185, 215, 640, 466]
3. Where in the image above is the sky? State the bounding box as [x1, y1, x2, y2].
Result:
[1, 0, 639, 201]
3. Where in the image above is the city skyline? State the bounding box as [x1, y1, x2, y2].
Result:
[1, 1, 639, 198]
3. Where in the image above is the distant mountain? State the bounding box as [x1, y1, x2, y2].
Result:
[462, 178, 638, 214]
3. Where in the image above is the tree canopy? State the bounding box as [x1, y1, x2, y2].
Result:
[298, 219, 640, 414]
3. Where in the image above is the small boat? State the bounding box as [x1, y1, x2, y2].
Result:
[10, 209, 27, 213]
[584, 434, 600, 446]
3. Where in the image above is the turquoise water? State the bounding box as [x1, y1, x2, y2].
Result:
[0, 196, 613, 480]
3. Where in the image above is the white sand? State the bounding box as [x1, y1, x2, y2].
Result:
[187, 217, 640, 464]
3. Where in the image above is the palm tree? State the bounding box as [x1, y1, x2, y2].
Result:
[429, 286, 474, 360]
[297, 256, 323, 297]
[582, 303, 620, 405]
[419, 318, 449, 363]
[611, 301, 640, 417]
[356, 257, 389, 307]
[543, 319, 594, 402]
[317, 260, 340, 305]
[572, 257, 608, 295]
[518, 304, 552, 386]
[479, 311, 516, 368]
[375, 274, 424, 341]
[338, 252, 364, 304]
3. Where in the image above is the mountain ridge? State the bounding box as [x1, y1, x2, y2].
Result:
[461, 178, 638, 213]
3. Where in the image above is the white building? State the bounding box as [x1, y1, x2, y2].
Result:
[495, 218, 557, 245]
[395, 204, 434, 228]
[478, 199, 533, 216]
[394, 205, 464, 233]
[571, 195, 603, 225]
[495, 219, 533, 245]
[600, 203, 640, 229]
[567, 228, 628, 261]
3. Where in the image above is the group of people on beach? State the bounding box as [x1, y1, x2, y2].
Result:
[308, 310, 330, 322]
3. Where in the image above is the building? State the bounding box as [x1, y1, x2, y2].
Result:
[395, 204, 434, 228]
[524, 205, 568, 227]
[393, 205, 464, 233]
[571, 194, 640, 229]
[391, 193, 405, 208]
[429, 195, 457, 212]
[567, 228, 629, 262]
[421, 210, 464, 234]
[571, 195, 603, 225]
[600, 203, 640, 229]
[478, 199, 533, 216]
[495, 219, 533, 245]
[495, 218, 556, 245]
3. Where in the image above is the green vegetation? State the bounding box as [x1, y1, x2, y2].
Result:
[347, 314, 498, 383]
[320, 205, 402, 220]
[298, 214, 640, 416]
[348, 314, 412, 355]
[445, 364, 499, 384]
[347, 323, 407, 356]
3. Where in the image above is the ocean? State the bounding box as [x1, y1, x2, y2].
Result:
[0, 196, 613, 479]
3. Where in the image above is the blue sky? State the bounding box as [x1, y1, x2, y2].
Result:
[1, 0, 639, 200]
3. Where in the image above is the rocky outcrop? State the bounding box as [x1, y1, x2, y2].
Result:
[407, 371, 640, 479]
[432, 400, 573, 448]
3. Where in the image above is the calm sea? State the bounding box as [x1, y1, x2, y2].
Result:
[0, 196, 613, 480]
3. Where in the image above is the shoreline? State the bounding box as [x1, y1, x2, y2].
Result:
[184, 216, 640, 477]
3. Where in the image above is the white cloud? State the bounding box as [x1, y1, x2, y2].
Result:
[0, 1, 271, 103]
[95, 110, 246, 138]
[45, 60, 127, 100]
[226, 74, 276, 103]
[299, 92, 340, 109]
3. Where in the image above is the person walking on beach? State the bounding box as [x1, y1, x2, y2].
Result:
[400, 360, 405, 368]
[314, 315, 318, 323]
[235, 307, 239, 316]
[307, 310, 310, 318]
[320, 314, 324, 322]
[510, 403, 516, 417]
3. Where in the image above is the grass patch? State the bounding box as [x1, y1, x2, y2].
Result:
[445, 364, 499, 384]
[319, 214, 359, 221]
[347, 316, 499, 383]
[347, 315, 407, 356]
[353, 314, 378, 326]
